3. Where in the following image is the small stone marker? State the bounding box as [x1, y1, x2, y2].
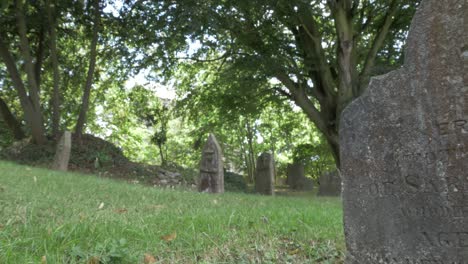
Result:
[198, 134, 224, 193]
[52, 131, 72, 171]
[255, 152, 275, 195]
[340, 0, 467, 263]
[317, 171, 341, 196]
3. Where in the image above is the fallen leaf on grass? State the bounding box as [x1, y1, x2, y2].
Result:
[0, 224, 4, 230]
[79, 213, 87, 221]
[98, 202, 105, 210]
[161, 231, 177, 242]
[114, 208, 128, 214]
[288, 248, 300, 255]
[143, 253, 157, 264]
[41, 256, 47, 264]
[87, 256, 100, 264]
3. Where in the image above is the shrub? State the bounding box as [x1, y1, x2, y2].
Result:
[224, 170, 247, 193]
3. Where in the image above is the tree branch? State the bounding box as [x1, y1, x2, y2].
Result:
[175, 51, 232, 62]
[0, 35, 30, 106]
[0, 33, 46, 143]
[295, 7, 337, 99]
[47, 0, 61, 136]
[75, 0, 101, 137]
[34, 26, 45, 90]
[15, 0, 41, 112]
[359, 0, 399, 92]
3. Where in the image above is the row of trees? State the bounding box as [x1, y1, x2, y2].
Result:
[0, 0, 128, 144]
[0, 0, 420, 169]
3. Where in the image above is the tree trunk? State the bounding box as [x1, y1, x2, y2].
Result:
[158, 143, 165, 166]
[0, 95, 25, 140]
[0, 35, 46, 144]
[75, 0, 100, 138]
[245, 120, 256, 182]
[34, 26, 45, 91]
[47, 0, 61, 137]
[10, 0, 47, 144]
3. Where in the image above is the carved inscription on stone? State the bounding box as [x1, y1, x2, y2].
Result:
[437, 118, 468, 136]
[339, 0, 467, 263]
[198, 134, 224, 193]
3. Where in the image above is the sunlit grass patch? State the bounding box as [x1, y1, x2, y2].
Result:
[0, 161, 344, 263]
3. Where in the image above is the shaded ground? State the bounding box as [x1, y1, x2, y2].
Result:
[0, 134, 195, 187]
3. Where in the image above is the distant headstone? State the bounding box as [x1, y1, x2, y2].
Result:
[287, 163, 314, 191]
[286, 162, 304, 189]
[298, 177, 314, 191]
[52, 131, 72, 171]
[340, 0, 467, 263]
[317, 171, 341, 196]
[255, 152, 275, 195]
[198, 134, 224, 193]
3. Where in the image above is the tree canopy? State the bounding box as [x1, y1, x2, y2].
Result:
[0, 0, 420, 173]
[120, 0, 420, 166]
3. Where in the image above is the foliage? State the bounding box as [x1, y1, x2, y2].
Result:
[0, 0, 421, 175]
[121, 0, 420, 166]
[224, 170, 248, 193]
[293, 142, 336, 179]
[0, 120, 14, 150]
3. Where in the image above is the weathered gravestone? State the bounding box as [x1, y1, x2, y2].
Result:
[255, 152, 275, 195]
[340, 0, 467, 263]
[286, 163, 314, 191]
[52, 131, 72, 171]
[286, 162, 304, 189]
[317, 171, 341, 196]
[198, 134, 224, 193]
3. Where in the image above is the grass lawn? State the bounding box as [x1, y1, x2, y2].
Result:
[0, 161, 344, 263]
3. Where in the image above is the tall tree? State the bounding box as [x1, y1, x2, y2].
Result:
[0, 0, 47, 144]
[46, 0, 61, 137]
[75, 0, 101, 138]
[121, 0, 420, 167]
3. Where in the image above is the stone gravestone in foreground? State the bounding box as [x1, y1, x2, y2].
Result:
[198, 134, 224, 193]
[255, 152, 275, 195]
[317, 171, 341, 196]
[340, 0, 467, 263]
[52, 131, 72, 171]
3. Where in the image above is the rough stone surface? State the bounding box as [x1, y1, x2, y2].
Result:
[340, 0, 467, 263]
[255, 152, 275, 195]
[317, 171, 341, 196]
[52, 131, 72, 171]
[198, 134, 224, 193]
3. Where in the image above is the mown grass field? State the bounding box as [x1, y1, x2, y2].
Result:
[0, 161, 344, 263]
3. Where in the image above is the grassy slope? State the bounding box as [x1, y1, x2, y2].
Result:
[0, 161, 344, 263]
